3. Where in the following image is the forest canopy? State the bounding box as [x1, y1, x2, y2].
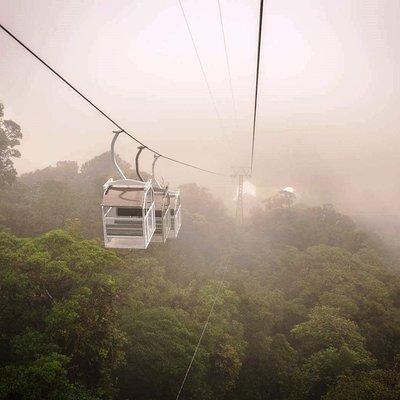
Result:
[0, 102, 400, 400]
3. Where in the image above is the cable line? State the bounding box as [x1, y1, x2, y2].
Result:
[250, 0, 265, 174]
[0, 23, 229, 177]
[217, 0, 237, 122]
[175, 266, 227, 400]
[177, 0, 224, 127]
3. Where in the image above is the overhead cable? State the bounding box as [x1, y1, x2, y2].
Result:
[0, 23, 228, 177]
[177, 0, 224, 127]
[217, 0, 237, 122]
[175, 266, 227, 400]
[250, 0, 265, 174]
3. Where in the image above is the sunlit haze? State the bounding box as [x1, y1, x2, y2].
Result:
[2, 2, 400, 398]
[1, 0, 399, 225]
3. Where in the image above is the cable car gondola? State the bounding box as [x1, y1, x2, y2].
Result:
[168, 189, 181, 239]
[153, 187, 171, 243]
[101, 131, 156, 249]
[151, 155, 171, 243]
[151, 154, 182, 240]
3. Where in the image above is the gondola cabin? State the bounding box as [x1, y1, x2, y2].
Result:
[168, 190, 182, 239]
[102, 178, 156, 249]
[152, 188, 171, 243]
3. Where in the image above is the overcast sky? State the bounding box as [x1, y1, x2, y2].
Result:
[1, 0, 399, 217]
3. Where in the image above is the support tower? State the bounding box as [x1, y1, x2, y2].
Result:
[231, 167, 251, 225]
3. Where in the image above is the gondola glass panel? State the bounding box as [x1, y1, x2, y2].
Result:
[168, 190, 181, 239]
[152, 189, 171, 243]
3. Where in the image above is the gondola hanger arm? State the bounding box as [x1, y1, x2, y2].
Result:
[152, 154, 163, 189]
[111, 130, 127, 180]
[135, 145, 147, 182]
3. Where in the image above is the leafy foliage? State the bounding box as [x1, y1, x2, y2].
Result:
[0, 230, 125, 399]
[0, 107, 400, 399]
[0, 103, 22, 186]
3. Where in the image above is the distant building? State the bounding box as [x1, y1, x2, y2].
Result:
[264, 187, 296, 210]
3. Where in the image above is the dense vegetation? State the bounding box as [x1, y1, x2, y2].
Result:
[1, 103, 400, 399]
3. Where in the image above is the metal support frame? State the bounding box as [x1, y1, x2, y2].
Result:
[152, 154, 162, 188]
[135, 145, 146, 182]
[231, 166, 251, 225]
[111, 130, 127, 180]
[236, 174, 244, 224]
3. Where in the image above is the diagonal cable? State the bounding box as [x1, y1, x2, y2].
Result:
[177, 0, 224, 126]
[0, 23, 229, 177]
[175, 266, 227, 400]
[250, 0, 265, 174]
[217, 0, 237, 123]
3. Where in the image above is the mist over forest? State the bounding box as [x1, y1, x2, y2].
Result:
[1, 0, 400, 398]
[1, 99, 400, 400]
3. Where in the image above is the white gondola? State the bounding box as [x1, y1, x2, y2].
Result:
[168, 189, 182, 239]
[152, 188, 171, 243]
[102, 179, 155, 249]
[150, 155, 172, 243]
[101, 131, 156, 249]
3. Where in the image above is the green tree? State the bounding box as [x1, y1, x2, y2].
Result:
[0, 230, 125, 399]
[0, 330, 96, 400]
[292, 306, 375, 399]
[323, 361, 400, 400]
[0, 102, 22, 185]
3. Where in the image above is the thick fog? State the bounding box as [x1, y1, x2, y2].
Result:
[1, 0, 399, 232]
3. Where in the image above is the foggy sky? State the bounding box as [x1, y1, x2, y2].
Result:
[1, 0, 400, 226]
